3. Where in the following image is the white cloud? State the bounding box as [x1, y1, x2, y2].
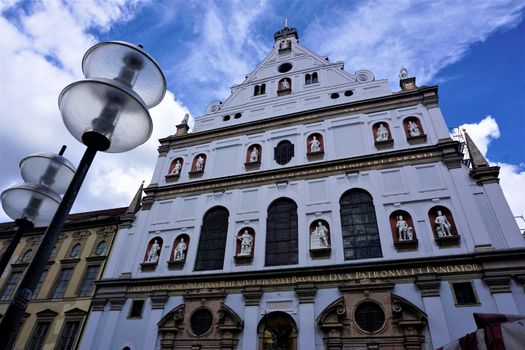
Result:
[460, 116, 525, 217]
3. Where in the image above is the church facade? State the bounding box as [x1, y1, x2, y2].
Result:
[79, 27, 525, 350]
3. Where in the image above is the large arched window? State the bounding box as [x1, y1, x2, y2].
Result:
[265, 198, 298, 266]
[195, 206, 229, 271]
[339, 189, 382, 260]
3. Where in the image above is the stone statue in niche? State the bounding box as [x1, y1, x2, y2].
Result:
[195, 156, 204, 171]
[399, 67, 409, 79]
[171, 159, 182, 175]
[435, 210, 453, 237]
[396, 215, 414, 241]
[181, 113, 189, 124]
[310, 221, 330, 249]
[237, 230, 253, 256]
[173, 238, 187, 261]
[309, 136, 321, 153]
[249, 147, 259, 162]
[408, 120, 421, 137]
[279, 39, 291, 50]
[280, 79, 290, 91]
[146, 239, 160, 263]
[375, 123, 389, 142]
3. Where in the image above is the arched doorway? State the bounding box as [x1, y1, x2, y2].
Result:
[257, 311, 298, 350]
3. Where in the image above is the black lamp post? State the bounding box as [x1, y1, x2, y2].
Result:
[0, 41, 166, 349]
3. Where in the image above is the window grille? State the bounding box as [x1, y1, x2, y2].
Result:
[355, 302, 385, 332]
[0, 271, 22, 300]
[265, 198, 298, 266]
[191, 308, 213, 336]
[195, 207, 229, 271]
[78, 265, 100, 297]
[339, 189, 382, 260]
[50, 268, 73, 299]
[274, 140, 294, 165]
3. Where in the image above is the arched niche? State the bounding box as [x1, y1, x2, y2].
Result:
[309, 219, 331, 258]
[389, 210, 418, 251]
[306, 133, 324, 158]
[167, 157, 184, 178]
[245, 144, 262, 168]
[141, 237, 162, 270]
[428, 205, 460, 247]
[234, 227, 255, 265]
[190, 154, 206, 176]
[403, 116, 427, 144]
[257, 311, 298, 350]
[372, 122, 393, 149]
[168, 234, 190, 269]
[277, 78, 292, 96]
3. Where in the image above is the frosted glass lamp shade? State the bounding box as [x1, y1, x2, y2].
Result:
[82, 41, 166, 108]
[19, 152, 76, 195]
[1, 183, 61, 227]
[59, 78, 152, 153]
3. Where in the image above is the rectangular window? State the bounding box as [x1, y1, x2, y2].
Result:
[0, 271, 22, 300]
[78, 265, 100, 297]
[50, 268, 73, 299]
[56, 320, 80, 350]
[128, 299, 145, 318]
[27, 321, 51, 350]
[33, 269, 48, 299]
[452, 282, 479, 305]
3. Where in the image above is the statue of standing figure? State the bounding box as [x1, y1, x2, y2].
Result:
[195, 156, 204, 171]
[396, 215, 414, 241]
[309, 136, 321, 153]
[181, 113, 189, 125]
[279, 39, 291, 50]
[172, 159, 182, 175]
[399, 67, 409, 79]
[310, 221, 330, 249]
[407, 120, 421, 137]
[237, 230, 253, 256]
[435, 210, 453, 237]
[249, 147, 259, 162]
[146, 239, 160, 263]
[376, 123, 389, 142]
[173, 238, 187, 261]
[280, 79, 290, 91]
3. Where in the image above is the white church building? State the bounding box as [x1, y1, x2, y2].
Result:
[79, 27, 525, 350]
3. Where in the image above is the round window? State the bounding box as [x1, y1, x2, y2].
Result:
[20, 249, 32, 263]
[330, 93, 340, 99]
[275, 140, 294, 165]
[278, 62, 293, 73]
[354, 301, 385, 333]
[69, 243, 81, 258]
[190, 308, 213, 336]
[95, 241, 107, 255]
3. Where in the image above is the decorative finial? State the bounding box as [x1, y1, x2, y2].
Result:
[399, 67, 409, 79]
[284, 18, 288, 28]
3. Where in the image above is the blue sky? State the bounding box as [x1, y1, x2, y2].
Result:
[1, 0, 524, 223]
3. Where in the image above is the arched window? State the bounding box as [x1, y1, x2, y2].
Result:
[312, 72, 319, 84]
[254, 85, 260, 96]
[266, 198, 298, 266]
[305, 73, 311, 85]
[168, 157, 184, 176]
[143, 237, 162, 264]
[339, 189, 382, 260]
[69, 244, 81, 258]
[195, 207, 229, 271]
[260, 83, 266, 95]
[257, 311, 298, 350]
[274, 140, 294, 165]
[95, 241, 107, 256]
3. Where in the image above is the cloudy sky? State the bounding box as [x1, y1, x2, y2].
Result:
[1, 0, 524, 225]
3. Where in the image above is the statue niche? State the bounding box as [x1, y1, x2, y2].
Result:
[306, 133, 324, 159]
[257, 311, 298, 350]
[372, 122, 394, 149]
[309, 219, 331, 258]
[234, 227, 255, 264]
[403, 117, 427, 144]
[389, 210, 418, 251]
[189, 154, 206, 177]
[245, 144, 262, 169]
[277, 78, 292, 96]
[141, 237, 162, 271]
[168, 234, 190, 269]
[167, 158, 184, 180]
[428, 206, 460, 247]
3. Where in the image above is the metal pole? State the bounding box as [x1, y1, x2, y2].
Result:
[0, 219, 34, 277]
[0, 146, 98, 349]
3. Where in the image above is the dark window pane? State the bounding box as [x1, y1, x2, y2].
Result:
[453, 282, 478, 305]
[191, 308, 213, 336]
[266, 198, 298, 266]
[27, 321, 51, 350]
[274, 140, 294, 165]
[129, 300, 145, 318]
[50, 268, 73, 299]
[78, 265, 100, 297]
[0, 271, 22, 300]
[195, 207, 229, 271]
[95, 241, 106, 255]
[33, 269, 48, 299]
[355, 302, 385, 332]
[69, 244, 81, 258]
[57, 321, 80, 350]
[340, 189, 382, 260]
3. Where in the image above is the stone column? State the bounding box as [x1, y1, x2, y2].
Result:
[295, 284, 318, 350]
[241, 287, 263, 350]
[483, 275, 519, 314]
[142, 292, 169, 349]
[97, 297, 126, 350]
[415, 276, 450, 349]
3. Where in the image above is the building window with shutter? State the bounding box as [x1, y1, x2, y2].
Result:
[78, 265, 100, 297]
[265, 198, 298, 266]
[274, 140, 294, 165]
[194, 206, 229, 271]
[50, 267, 74, 299]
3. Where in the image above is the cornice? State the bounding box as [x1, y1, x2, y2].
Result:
[158, 86, 439, 155]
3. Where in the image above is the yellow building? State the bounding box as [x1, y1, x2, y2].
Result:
[0, 204, 133, 350]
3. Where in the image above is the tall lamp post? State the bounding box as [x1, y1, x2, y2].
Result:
[0, 147, 76, 276]
[0, 42, 166, 349]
